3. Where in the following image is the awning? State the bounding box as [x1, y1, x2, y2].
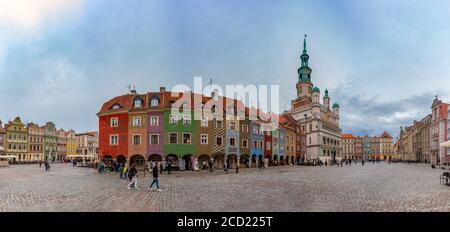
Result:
[440, 140, 450, 148]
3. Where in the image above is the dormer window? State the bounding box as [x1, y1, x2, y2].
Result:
[111, 104, 121, 110]
[151, 99, 159, 107]
[134, 99, 142, 108]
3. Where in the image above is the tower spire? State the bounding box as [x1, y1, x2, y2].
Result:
[303, 34, 307, 54]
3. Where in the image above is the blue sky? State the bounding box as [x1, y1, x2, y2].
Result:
[1, 0, 450, 139]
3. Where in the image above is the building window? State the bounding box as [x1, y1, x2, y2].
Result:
[253, 126, 259, 134]
[133, 117, 142, 126]
[134, 99, 142, 108]
[112, 104, 120, 109]
[201, 117, 208, 127]
[169, 115, 178, 125]
[242, 139, 248, 148]
[150, 116, 159, 126]
[169, 133, 177, 144]
[230, 122, 236, 130]
[133, 135, 141, 145]
[216, 120, 223, 128]
[150, 134, 159, 145]
[216, 136, 223, 146]
[110, 135, 118, 145]
[242, 125, 248, 133]
[183, 115, 192, 125]
[266, 142, 271, 150]
[151, 99, 159, 107]
[259, 141, 264, 148]
[183, 133, 191, 144]
[229, 137, 236, 147]
[111, 117, 118, 127]
[200, 134, 208, 144]
[253, 140, 258, 148]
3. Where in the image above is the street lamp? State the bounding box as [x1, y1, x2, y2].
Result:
[303, 113, 307, 163]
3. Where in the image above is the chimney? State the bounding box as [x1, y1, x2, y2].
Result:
[160, 87, 166, 93]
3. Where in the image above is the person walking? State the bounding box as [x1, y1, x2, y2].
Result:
[236, 163, 239, 174]
[362, 160, 365, 166]
[167, 161, 172, 174]
[45, 161, 50, 171]
[210, 160, 215, 173]
[224, 162, 228, 173]
[39, 160, 42, 168]
[160, 161, 163, 174]
[127, 164, 139, 190]
[123, 164, 128, 180]
[118, 163, 124, 179]
[148, 161, 162, 192]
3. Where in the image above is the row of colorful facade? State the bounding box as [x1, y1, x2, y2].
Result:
[396, 96, 450, 164]
[0, 117, 98, 162]
[98, 88, 305, 170]
[341, 132, 394, 160]
[97, 38, 347, 169]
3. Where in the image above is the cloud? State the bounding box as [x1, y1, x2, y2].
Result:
[0, 0, 84, 29]
[329, 76, 443, 139]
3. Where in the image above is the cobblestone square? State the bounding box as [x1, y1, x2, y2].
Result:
[1, 162, 450, 212]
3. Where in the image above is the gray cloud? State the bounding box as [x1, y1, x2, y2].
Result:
[330, 76, 445, 139]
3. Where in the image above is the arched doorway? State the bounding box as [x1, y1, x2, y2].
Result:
[227, 154, 238, 169]
[273, 155, 278, 166]
[130, 154, 146, 170]
[166, 154, 179, 170]
[251, 155, 257, 168]
[258, 155, 264, 167]
[266, 155, 278, 166]
[291, 156, 295, 165]
[198, 154, 210, 170]
[213, 153, 225, 169]
[116, 155, 126, 165]
[102, 155, 113, 168]
[148, 154, 162, 162]
[182, 154, 193, 171]
[240, 154, 250, 168]
[279, 155, 285, 165]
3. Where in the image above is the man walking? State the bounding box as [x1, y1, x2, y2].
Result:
[118, 163, 124, 179]
[148, 161, 162, 192]
[127, 164, 139, 190]
[167, 161, 172, 174]
[208, 160, 214, 173]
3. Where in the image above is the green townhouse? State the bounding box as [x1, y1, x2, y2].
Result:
[163, 108, 198, 171]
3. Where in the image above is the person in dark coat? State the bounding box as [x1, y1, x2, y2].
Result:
[167, 161, 172, 174]
[149, 162, 162, 191]
[127, 164, 138, 190]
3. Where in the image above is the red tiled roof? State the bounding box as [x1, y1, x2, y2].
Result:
[98, 94, 135, 115]
[342, 134, 354, 139]
[380, 131, 393, 139]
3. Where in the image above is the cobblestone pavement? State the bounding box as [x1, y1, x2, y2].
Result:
[1, 162, 450, 212]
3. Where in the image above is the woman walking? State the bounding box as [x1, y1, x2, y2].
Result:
[148, 162, 162, 192]
[127, 164, 139, 190]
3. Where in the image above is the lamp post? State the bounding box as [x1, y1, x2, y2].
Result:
[303, 114, 307, 163]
